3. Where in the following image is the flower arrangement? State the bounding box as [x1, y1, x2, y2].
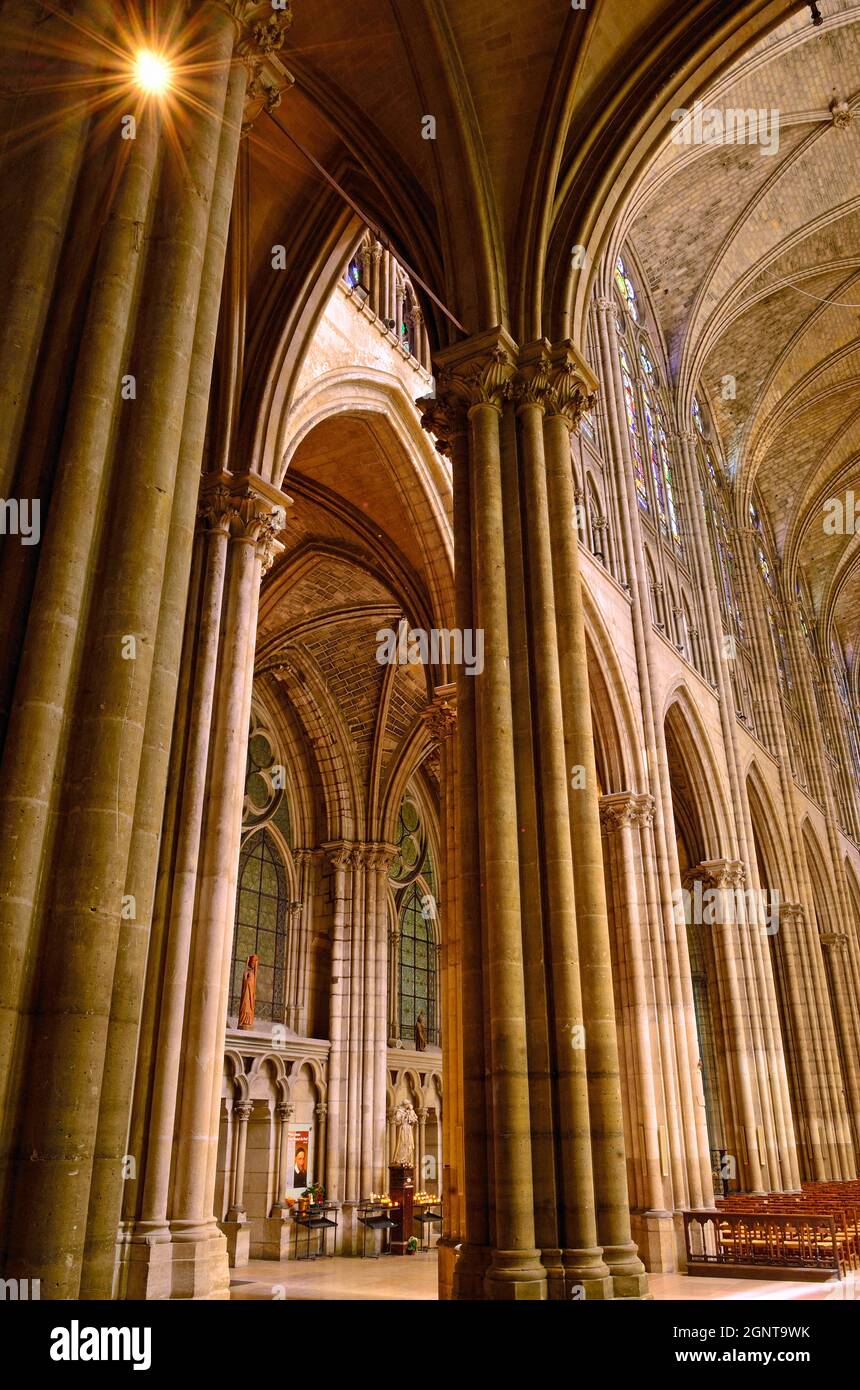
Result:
[302, 1182, 326, 1204]
[406, 1236, 419, 1254]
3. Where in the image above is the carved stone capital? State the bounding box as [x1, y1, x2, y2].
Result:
[780, 902, 805, 926]
[315, 1102, 328, 1121]
[599, 791, 655, 833]
[234, 1101, 253, 1123]
[544, 339, 599, 429]
[276, 1101, 295, 1122]
[695, 858, 746, 890]
[417, 327, 518, 456]
[513, 341, 553, 413]
[224, 2, 296, 132]
[199, 471, 290, 573]
[323, 840, 352, 874]
[422, 690, 458, 743]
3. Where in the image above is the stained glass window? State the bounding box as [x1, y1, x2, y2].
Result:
[614, 254, 639, 322]
[399, 882, 438, 1048]
[345, 254, 362, 289]
[619, 343, 648, 511]
[640, 341, 655, 376]
[758, 545, 774, 591]
[705, 449, 717, 485]
[658, 418, 681, 546]
[391, 793, 441, 1046]
[229, 829, 288, 1023]
[749, 500, 762, 533]
[692, 395, 705, 436]
[642, 383, 668, 530]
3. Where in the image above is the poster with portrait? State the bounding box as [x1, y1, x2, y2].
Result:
[288, 1126, 312, 1191]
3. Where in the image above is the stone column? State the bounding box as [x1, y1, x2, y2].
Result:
[315, 1103, 328, 1192]
[371, 241, 383, 316]
[422, 689, 463, 1292]
[361, 851, 378, 1199]
[272, 1102, 294, 1213]
[372, 847, 396, 1193]
[0, 0, 104, 497]
[388, 919, 401, 1042]
[515, 344, 612, 1297]
[82, 47, 253, 1299]
[416, 1109, 428, 1190]
[0, 52, 163, 1140]
[2, 7, 241, 1299]
[420, 329, 545, 1300]
[693, 860, 766, 1191]
[323, 843, 351, 1201]
[227, 1103, 253, 1221]
[542, 341, 647, 1297]
[600, 792, 676, 1270]
[165, 477, 286, 1289]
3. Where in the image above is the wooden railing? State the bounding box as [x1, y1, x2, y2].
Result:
[684, 1210, 844, 1276]
[684, 1181, 860, 1278]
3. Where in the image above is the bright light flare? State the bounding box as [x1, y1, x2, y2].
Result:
[134, 50, 171, 95]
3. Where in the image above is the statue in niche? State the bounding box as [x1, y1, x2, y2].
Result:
[415, 1010, 427, 1052]
[392, 1101, 418, 1166]
[238, 954, 259, 1029]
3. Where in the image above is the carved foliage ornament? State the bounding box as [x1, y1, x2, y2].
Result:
[417, 338, 595, 454]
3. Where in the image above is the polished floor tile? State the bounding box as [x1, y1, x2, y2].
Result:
[230, 1254, 854, 1301]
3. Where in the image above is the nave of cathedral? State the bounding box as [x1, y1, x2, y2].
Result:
[2, 0, 860, 1307]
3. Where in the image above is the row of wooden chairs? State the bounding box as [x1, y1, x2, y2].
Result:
[686, 1181, 860, 1275]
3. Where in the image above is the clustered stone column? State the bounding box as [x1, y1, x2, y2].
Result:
[599, 792, 677, 1270]
[322, 839, 396, 1249]
[418, 330, 648, 1299]
[422, 687, 463, 1297]
[118, 469, 288, 1300]
[0, 0, 296, 1301]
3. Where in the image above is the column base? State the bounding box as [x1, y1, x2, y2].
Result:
[256, 1214, 293, 1261]
[437, 1236, 460, 1300]
[220, 1219, 251, 1269]
[560, 1245, 612, 1299]
[631, 1209, 677, 1272]
[452, 1243, 492, 1299]
[602, 1240, 649, 1298]
[117, 1227, 231, 1300]
[483, 1248, 547, 1300]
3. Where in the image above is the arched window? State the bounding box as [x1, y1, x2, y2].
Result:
[692, 395, 705, 436]
[390, 793, 441, 1047]
[614, 253, 639, 322]
[229, 829, 289, 1024]
[619, 343, 648, 511]
[345, 254, 363, 289]
[398, 882, 439, 1047]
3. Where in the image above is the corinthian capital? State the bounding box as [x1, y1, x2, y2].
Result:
[200, 470, 290, 572]
[696, 858, 746, 890]
[544, 340, 599, 430]
[422, 688, 458, 743]
[599, 791, 654, 833]
[416, 327, 517, 456]
[224, 1, 296, 130]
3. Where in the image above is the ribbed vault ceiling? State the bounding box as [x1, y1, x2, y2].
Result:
[625, 0, 860, 662]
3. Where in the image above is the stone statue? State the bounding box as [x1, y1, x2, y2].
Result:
[392, 1101, 418, 1165]
[238, 954, 259, 1029]
[415, 1010, 427, 1051]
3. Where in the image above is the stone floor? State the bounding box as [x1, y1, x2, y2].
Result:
[230, 1252, 852, 1301]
